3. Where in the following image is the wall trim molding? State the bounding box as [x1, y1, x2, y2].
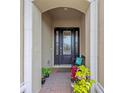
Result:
[95, 82, 104, 93]
[20, 82, 26, 93]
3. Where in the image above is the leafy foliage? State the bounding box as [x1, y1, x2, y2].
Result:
[73, 65, 96, 93]
[42, 67, 52, 77]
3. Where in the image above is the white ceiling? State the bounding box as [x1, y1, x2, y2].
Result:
[43, 7, 85, 19]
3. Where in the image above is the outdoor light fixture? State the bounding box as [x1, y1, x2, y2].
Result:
[64, 7, 68, 11]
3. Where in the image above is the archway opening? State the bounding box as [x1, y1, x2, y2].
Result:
[41, 7, 86, 68]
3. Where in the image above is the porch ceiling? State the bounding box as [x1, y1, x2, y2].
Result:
[43, 7, 85, 19]
[33, 0, 90, 14]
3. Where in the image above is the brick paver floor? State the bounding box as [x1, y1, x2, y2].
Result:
[40, 72, 72, 93]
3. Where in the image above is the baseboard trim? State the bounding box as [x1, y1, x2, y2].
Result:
[20, 82, 26, 93]
[95, 82, 104, 93]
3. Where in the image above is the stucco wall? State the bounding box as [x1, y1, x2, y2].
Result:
[98, 0, 104, 87]
[80, 14, 86, 57]
[85, 7, 90, 68]
[32, 4, 42, 93]
[42, 13, 52, 67]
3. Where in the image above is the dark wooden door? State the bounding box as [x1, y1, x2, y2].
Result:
[54, 27, 80, 65]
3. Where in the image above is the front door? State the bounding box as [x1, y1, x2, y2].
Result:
[54, 27, 80, 65]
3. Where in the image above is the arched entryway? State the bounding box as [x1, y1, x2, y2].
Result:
[41, 7, 86, 67]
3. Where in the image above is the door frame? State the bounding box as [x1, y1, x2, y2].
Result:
[54, 27, 80, 66]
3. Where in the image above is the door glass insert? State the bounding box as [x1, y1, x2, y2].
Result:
[56, 31, 59, 55]
[63, 31, 71, 55]
[75, 31, 78, 54]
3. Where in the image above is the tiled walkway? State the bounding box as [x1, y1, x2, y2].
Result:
[40, 72, 72, 93]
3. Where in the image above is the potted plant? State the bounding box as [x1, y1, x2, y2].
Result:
[72, 65, 96, 93]
[42, 67, 52, 78]
[71, 65, 78, 82]
[41, 76, 45, 85]
[41, 67, 52, 85]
